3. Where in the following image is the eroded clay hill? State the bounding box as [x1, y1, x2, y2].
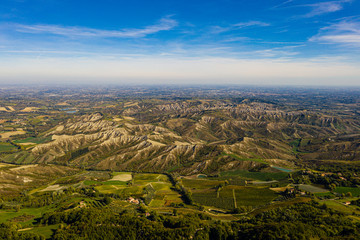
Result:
[3, 99, 360, 174]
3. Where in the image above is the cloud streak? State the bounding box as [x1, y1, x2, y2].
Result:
[233, 21, 270, 28]
[274, 0, 352, 18]
[310, 18, 360, 46]
[304, 1, 350, 17]
[14, 16, 178, 38]
[210, 21, 270, 34]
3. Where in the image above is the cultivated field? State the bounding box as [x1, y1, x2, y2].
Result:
[297, 184, 328, 193]
[335, 187, 360, 197]
[182, 176, 278, 210]
[93, 173, 183, 207]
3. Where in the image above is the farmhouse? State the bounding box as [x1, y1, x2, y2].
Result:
[127, 197, 140, 204]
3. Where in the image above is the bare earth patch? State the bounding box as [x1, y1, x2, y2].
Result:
[9, 164, 38, 171]
[124, 102, 138, 108]
[1, 130, 26, 138]
[123, 116, 135, 120]
[23, 177, 33, 183]
[55, 126, 65, 132]
[18, 142, 36, 146]
[39, 184, 63, 192]
[174, 141, 190, 145]
[18, 228, 33, 232]
[270, 187, 290, 192]
[113, 117, 123, 121]
[20, 107, 39, 112]
[0, 163, 12, 168]
[52, 134, 72, 141]
[56, 102, 70, 106]
[147, 140, 166, 146]
[110, 173, 132, 182]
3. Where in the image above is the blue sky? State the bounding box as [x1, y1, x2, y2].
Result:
[0, 0, 360, 85]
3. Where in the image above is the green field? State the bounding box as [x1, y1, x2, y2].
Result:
[192, 186, 277, 209]
[314, 192, 334, 198]
[83, 180, 102, 186]
[182, 178, 225, 189]
[94, 173, 182, 207]
[321, 200, 360, 215]
[192, 190, 234, 209]
[220, 170, 288, 181]
[151, 182, 172, 191]
[149, 199, 166, 207]
[334, 187, 360, 197]
[13, 136, 52, 144]
[1, 151, 35, 164]
[0, 143, 17, 152]
[297, 184, 328, 193]
[83, 180, 128, 186]
[232, 186, 277, 206]
[182, 176, 278, 210]
[102, 181, 128, 186]
[95, 184, 130, 195]
[134, 173, 168, 182]
[22, 224, 60, 239]
[0, 206, 51, 224]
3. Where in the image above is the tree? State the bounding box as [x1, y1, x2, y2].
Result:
[102, 196, 112, 205]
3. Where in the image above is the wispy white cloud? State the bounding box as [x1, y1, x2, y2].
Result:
[249, 44, 303, 58]
[210, 21, 270, 34]
[304, 0, 351, 18]
[233, 21, 270, 28]
[271, 0, 295, 9]
[273, 0, 352, 18]
[316, 34, 360, 43]
[14, 16, 178, 38]
[310, 18, 360, 47]
[253, 48, 299, 58]
[222, 37, 251, 42]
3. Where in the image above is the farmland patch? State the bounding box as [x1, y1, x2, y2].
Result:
[220, 170, 288, 181]
[297, 184, 328, 193]
[334, 187, 360, 197]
